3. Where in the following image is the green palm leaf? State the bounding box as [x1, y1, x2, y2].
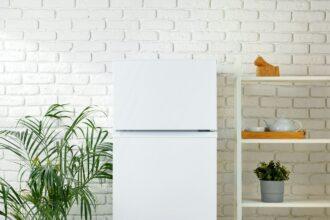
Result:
[0, 104, 112, 220]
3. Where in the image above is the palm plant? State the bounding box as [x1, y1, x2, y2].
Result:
[0, 104, 112, 220]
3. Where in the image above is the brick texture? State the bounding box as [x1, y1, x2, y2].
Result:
[1, 0, 330, 219]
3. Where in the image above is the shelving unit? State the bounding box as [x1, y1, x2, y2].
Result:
[235, 76, 330, 220]
[240, 76, 330, 82]
[242, 139, 330, 144]
[242, 199, 330, 208]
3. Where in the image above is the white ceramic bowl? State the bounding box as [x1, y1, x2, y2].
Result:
[245, 127, 266, 132]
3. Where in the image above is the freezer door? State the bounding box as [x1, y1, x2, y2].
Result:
[113, 60, 217, 131]
[113, 133, 217, 220]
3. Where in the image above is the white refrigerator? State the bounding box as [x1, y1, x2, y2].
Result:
[112, 60, 217, 220]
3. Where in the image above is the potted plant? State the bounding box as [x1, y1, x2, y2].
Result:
[0, 104, 112, 219]
[254, 160, 290, 203]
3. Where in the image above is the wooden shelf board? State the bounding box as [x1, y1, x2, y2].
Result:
[241, 139, 330, 144]
[239, 76, 330, 82]
[242, 199, 330, 208]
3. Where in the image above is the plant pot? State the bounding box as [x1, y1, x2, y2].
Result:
[260, 180, 284, 203]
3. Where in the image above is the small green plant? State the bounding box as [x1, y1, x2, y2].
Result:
[254, 160, 290, 181]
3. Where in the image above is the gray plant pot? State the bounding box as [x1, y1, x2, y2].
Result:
[260, 180, 284, 203]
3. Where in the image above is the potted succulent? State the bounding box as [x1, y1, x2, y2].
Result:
[254, 160, 290, 203]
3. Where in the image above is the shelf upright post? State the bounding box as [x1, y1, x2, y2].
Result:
[235, 76, 242, 220]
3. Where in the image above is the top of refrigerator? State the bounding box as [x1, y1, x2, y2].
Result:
[112, 60, 217, 131]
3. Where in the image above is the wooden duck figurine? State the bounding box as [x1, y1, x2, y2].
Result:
[254, 56, 280, 77]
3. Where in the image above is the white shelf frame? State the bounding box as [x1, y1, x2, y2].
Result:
[242, 139, 330, 144]
[242, 199, 330, 208]
[240, 76, 330, 82]
[235, 76, 330, 220]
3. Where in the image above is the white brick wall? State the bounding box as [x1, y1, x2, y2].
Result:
[1, 0, 330, 219]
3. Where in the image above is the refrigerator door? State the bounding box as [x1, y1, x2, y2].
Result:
[113, 132, 217, 220]
[113, 60, 217, 131]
